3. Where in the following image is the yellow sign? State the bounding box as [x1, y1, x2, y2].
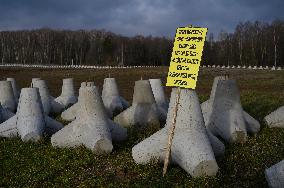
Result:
[166, 26, 208, 89]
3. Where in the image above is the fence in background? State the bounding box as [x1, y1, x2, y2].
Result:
[0, 64, 282, 70]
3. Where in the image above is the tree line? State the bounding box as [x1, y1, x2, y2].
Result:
[0, 19, 283, 67]
[203, 19, 284, 67]
[0, 29, 172, 66]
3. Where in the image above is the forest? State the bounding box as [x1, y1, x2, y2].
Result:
[0, 19, 283, 67]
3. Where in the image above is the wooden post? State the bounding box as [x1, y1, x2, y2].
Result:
[162, 87, 181, 176]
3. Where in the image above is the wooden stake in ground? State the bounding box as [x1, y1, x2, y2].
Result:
[163, 87, 181, 176]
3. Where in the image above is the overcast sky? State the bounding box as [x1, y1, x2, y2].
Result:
[0, 0, 283, 37]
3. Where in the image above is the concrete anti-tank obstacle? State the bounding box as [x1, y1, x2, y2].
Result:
[51, 85, 127, 153]
[0, 88, 63, 141]
[132, 88, 219, 177]
[14, 88, 45, 141]
[32, 79, 64, 115]
[32, 79, 51, 114]
[264, 106, 284, 128]
[7, 78, 20, 99]
[265, 160, 284, 188]
[114, 80, 161, 129]
[50, 97, 64, 114]
[61, 82, 94, 121]
[202, 77, 260, 143]
[31, 78, 41, 83]
[0, 103, 14, 123]
[201, 76, 261, 139]
[55, 78, 77, 109]
[149, 79, 169, 122]
[207, 79, 247, 143]
[0, 81, 17, 112]
[102, 78, 129, 118]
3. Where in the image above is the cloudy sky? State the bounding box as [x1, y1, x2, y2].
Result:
[0, 0, 283, 37]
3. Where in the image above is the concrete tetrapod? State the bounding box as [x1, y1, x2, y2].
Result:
[264, 106, 284, 128]
[32, 78, 41, 83]
[50, 96, 66, 114]
[201, 76, 260, 137]
[55, 78, 77, 109]
[61, 82, 94, 121]
[114, 80, 161, 129]
[0, 103, 14, 123]
[32, 79, 64, 115]
[0, 88, 63, 141]
[132, 89, 219, 177]
[265, 160, 284, 188]
[32, 79, 51, 114]
[51, 85, 127, 153]
[149, 79, 168, 122]
[7, 78, 20, 99]
[0, 81, 17, 112]
[102, 78, 129, 118]
[203, 78, 252, 143]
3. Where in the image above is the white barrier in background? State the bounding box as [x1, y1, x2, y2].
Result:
[0, 64, 160, 69]
[200, 65, 283, 71]
[0, 63, 282, 70]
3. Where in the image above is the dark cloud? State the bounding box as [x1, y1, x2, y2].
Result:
[0, 0, 283, 37]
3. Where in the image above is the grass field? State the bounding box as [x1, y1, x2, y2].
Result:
[1, 67, 284, 187]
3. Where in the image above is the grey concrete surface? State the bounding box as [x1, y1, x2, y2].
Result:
[132, 89, 219, 177]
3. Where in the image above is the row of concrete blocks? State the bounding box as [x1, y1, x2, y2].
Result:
[0, 77, 74, 141]
[131, 77, 257, 178]
[0, 77, 167, 148]
[0, 76, 283, 183]
[53, 78, 169, 154]
[118, 76, 283, 182]
[201, 76, 284, 187]
[0, 79, 131, 157]
[0, 77, 217, 177]
[0, 83, 64, 141]
[1, 64, 283, 71]
[202, 65, 283, 70]
[0, 64, 159, 69]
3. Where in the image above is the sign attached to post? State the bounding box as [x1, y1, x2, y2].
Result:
[166, 26, 208, 89]
[163, 25, 208, 177]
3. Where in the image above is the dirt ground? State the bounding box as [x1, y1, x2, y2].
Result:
[0, 67, 283, 102]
